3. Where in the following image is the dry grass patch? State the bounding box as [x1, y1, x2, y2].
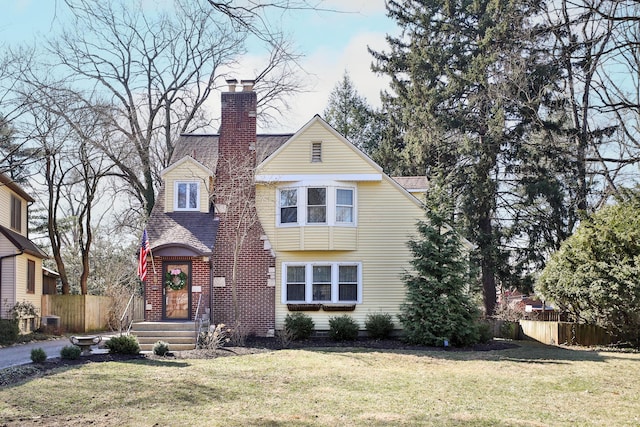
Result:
[1, 341, 639, 426]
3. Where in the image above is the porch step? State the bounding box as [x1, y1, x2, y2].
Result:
[130, 321, 198, 352]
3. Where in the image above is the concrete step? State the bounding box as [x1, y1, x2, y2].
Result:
[130, 321, 198, 352]
[130, 321, 196, 331]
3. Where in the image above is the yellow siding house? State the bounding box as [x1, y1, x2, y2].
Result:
[255, 116, 426, 331]
[0, 173, 48, 331]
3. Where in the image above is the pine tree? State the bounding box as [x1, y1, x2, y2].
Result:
[370, 0, 560, 313]
[323, 71, 383, 156]
[399, 180, 480, 347]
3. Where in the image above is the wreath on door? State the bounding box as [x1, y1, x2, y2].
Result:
[165, 268, 187, 291]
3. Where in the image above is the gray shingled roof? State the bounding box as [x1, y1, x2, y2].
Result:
[146, 133, 291, 254]
[0, 225, 48, 258]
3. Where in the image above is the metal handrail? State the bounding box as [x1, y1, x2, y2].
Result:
[119, 293, 136, 335]
[194, 294, 210, 348]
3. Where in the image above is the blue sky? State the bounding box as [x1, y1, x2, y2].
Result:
[1, 0, 396, 132]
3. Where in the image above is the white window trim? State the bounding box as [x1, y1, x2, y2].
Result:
[174, 181, 201, 211]
[281, 262, 362, 304]
[276, 183, 356, 227]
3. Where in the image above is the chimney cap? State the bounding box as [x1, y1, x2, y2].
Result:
[241, 79, 255, 92]
[225, 78, 239, 92]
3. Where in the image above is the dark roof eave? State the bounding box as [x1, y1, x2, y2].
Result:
[150, 243, 213, 257]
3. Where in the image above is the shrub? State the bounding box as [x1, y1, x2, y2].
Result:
[153, 341, 170, 356]
[30, 347, 47, 363]
[0, 319, 19, 345]
[284, 313, 315, 340]
[105, 334, 140, 354]
[60, 345, 82, 360]
[198, 324, 230, 349]
[365, 313, 395, 339]
[476, 321, 493, 343]
[328, 315, 359, 341]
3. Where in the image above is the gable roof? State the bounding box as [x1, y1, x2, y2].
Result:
[256, 115, 425, 209]
[160, 155, 213, 178]
[0, 173, 34, 203]
[256, 115, 383, 174]
[0, 225, 48, 258]
[146, 133, 292, 254]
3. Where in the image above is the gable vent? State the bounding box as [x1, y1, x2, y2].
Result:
[311, 142, 322, 163]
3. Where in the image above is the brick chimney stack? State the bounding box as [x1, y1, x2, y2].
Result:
[219, 78, 257, 162]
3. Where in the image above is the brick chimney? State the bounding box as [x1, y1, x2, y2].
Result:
[219, 78, 257, 163]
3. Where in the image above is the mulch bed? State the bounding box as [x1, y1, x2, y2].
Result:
[0, 338, 518, 387]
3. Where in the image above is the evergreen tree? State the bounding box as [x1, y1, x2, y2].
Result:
[0, 116, 37, 182]
[371, 0, 560, 313]
[399, 179, 480, 347]
[538, 193, 640, 346]
[323, 71, 384, 156]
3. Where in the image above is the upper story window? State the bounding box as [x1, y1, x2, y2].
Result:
[280, 189, 297, 224]
[283, 262, 361, 304]
[307, 187, 326, 223]
[175, 181, 200, 211]
[336, 189, 353, 223]
[277, 185, 355, 227]
[10, 195, 22, 232]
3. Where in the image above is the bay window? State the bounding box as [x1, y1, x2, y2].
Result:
[277, 184, 355, 226]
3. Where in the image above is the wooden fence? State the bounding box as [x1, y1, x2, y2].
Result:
[41, 295, 113, 333]
[519, 320, 612, 346]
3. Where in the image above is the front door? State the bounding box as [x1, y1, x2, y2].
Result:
[163, 262, 191, 320]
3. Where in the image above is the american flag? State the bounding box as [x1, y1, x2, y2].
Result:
[137, 229, 149, 281]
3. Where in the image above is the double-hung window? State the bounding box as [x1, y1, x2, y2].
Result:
[175, 181, 199, 210]
[283, 262, 361, 304]
[307, 187, 326, 223]
[280, 188, 298, 224]
[10, 195, 22, 232]
[312, 265, 332, 301]
[286, 265, 306, 301]
[27, 260, 35, 294]
[335, 189, 353, 224]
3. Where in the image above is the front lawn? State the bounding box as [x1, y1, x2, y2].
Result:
[1, 340, 638, 426]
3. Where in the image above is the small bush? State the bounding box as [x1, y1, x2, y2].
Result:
[365, 313, 394, 339]
[60, 345, 82, 360]
[153, 341, 170, 356]
[500, 321, 518, 339]
[228, 322, 249, 346]
[30, 347, 47, 363]
[105, 334, 140, 354]
[198, 324, 230, 349]
[476, 321, 493, 343]
[328, 315, 359, 341]
[284, 313, 315, 340]
[0, 319, 19, 345]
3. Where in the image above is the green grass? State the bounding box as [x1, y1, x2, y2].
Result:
[1, 341, 639, 426]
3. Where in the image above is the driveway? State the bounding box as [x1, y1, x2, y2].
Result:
[0, 334, 114, 369]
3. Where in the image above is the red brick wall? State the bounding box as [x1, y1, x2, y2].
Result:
[213, 87, 275, 336]
[144, 256, 211, 322]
